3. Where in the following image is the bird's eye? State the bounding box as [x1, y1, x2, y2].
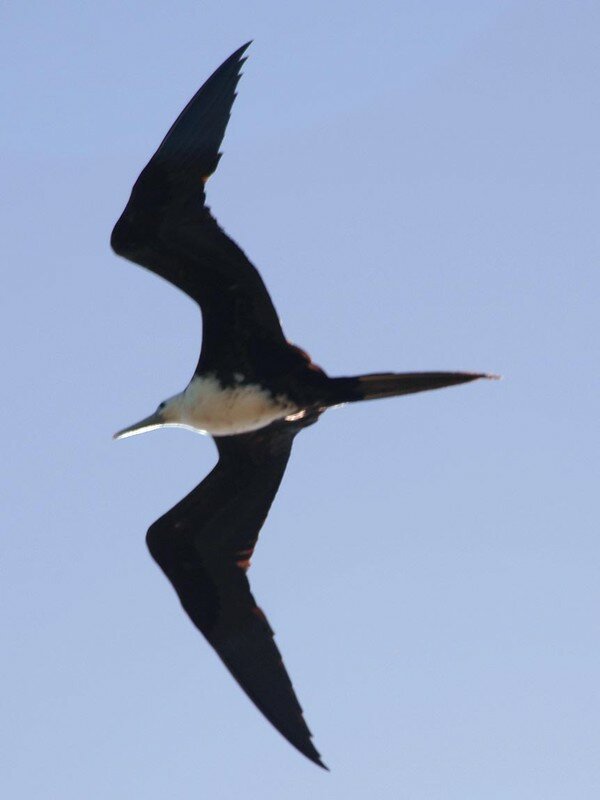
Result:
[158, 401, 166, 411]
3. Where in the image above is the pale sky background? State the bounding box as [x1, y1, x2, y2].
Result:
[2, 1, 599, 798]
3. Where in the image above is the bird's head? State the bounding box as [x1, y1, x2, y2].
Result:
[113, 394, 183, 440]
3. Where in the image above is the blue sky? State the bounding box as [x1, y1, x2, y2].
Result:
[2, 1, 599, 797]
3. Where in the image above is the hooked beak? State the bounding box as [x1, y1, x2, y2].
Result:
[113, 410, 164, 440]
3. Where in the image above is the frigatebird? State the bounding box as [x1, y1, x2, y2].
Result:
[112, 43, 494, 769]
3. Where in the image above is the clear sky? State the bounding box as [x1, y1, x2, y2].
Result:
[2, 1, 599, 797]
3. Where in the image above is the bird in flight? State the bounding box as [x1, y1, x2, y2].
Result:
[112, 43, 494, 769]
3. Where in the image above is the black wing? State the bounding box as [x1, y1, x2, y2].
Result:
[146, 413, 326, 768]
[111, 44, 298, 378]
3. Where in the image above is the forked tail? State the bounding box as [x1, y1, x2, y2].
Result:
[328, 371, 497, 405]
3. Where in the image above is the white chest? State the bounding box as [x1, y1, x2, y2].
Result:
[176, 374, 299, 436]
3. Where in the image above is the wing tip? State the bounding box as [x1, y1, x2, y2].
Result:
[235, 40, 253, 58]
[305, 747, 329, 771]
[148, 41, 254, 178]
[281, 727, 328, 769]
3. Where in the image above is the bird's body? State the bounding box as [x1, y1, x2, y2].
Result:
[112, 43, 495, 768]
[161, 373, 301, 436]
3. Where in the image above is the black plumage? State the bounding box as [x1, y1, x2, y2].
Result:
[112, 43, 299, 385]
[112, 43, 493, 767]
[146, 411, 323, 767]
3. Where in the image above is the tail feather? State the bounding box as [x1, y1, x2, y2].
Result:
[328, 371, 497, 404]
